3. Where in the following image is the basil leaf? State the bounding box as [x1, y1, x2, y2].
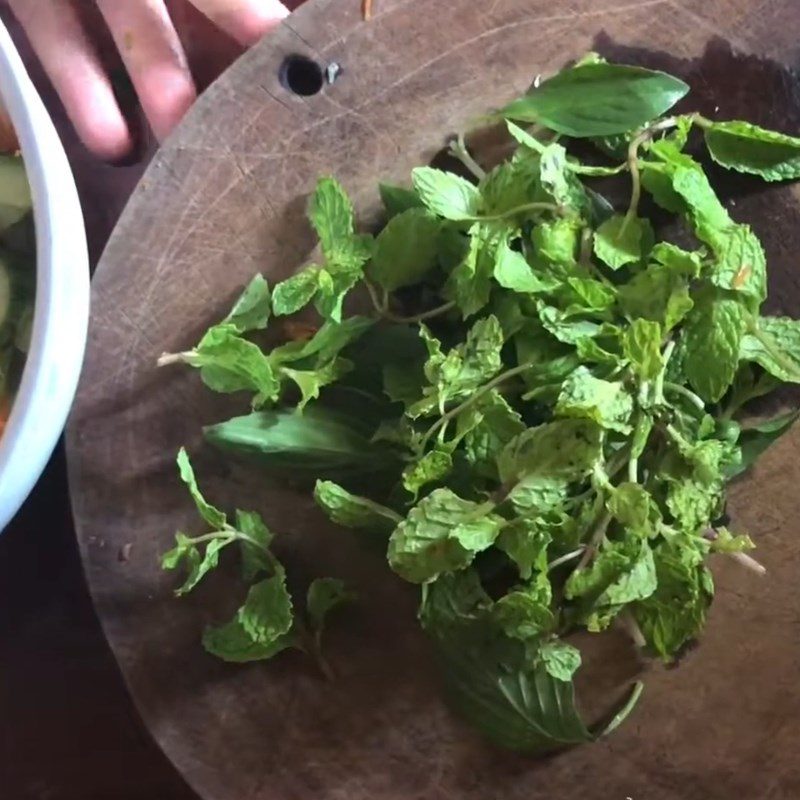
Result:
[740, 316, 800, 383]
[205, 407, 398, 477]
[555, 366, 634, 433]
[224, 274, 271, 332]
[501, 62, 688, 137]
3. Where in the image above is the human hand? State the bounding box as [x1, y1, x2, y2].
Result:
[6, 0, 290, 161]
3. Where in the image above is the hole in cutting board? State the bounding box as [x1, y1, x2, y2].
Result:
[279, 54, 324, 96]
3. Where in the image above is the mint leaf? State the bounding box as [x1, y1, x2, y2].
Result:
[409, 315, 504, 417]
[683, 291, 746, 402]
[617, 263, 693, 330]
[608, 482, 657, 537]
[202, 618, 296, 663]
[728, 409, 800, 478]
[539, 639, 582, 682]
[537, 303, 601, 344]
[235, 509, 273, 581]
[531, 218, 580, 268]
[501, 62, 688, 137]
[387, 489, 502, 583]
[703, 120, 800, 181]
[740, 316, 800, 383]
[703, 224, 766, 303]
[379, 183, 423, 217]
[593, 214, 648, 270]
[180, 324, 279, 403]
[494, 238, 550, 293]
[539, 142, 587, 209]
[496, 517, 553, 580]
[462, 390, 526, 478]
[623, 319, 663, 381]
[306, 577, 356, 633]
[272, 267, 321, 316]
[444, 223, 499, 317]
[313, 480, 400, 533]
[633, 539, 713, 660]
[567, 539, 657, 630]
[402, 449, 452, 496]
[308, 176, 357, 258]
[177, 448, 226, 529]
[224, 274, 271, 332]
[282, 358, 352, 411]
[239, 569, 294, 644]
[493, 583, 554, 640]
[555, 366, 634, 433]
[709, 527, 755, 554]
[412, 167, 481, 221]
[368, 208, 440, 291]
[563, 277, 616, 312]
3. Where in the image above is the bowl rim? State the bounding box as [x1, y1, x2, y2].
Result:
[0, 19, 89, 532]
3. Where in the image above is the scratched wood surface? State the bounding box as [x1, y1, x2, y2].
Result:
[66, 1, 800, 798]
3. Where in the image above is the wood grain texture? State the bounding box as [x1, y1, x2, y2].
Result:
[67, 1, 800, 798]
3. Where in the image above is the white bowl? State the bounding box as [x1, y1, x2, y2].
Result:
[0, 19, 89, 531]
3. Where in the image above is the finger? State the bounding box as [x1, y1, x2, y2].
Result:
[95, 0, 196, 142]
[188, 0, 288, 47]
[8, 0, 132, 161]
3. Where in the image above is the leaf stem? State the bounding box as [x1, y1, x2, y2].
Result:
[157, 350, 194, 367]
[653, 340, 675, 405]
[547, 547, 585, 571]
[448, 133, 486, 180]
[384, 300, 457, 325]
[574, 512, 612, 572]
[419, 360, 537, 450]
[475, 201, 565, 222]
[663, 381, 705, 411]
[623, 116, 682, 229]
[728, 550, 767, 576]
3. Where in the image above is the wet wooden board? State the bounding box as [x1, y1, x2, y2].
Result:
[67, 1, 800, 797]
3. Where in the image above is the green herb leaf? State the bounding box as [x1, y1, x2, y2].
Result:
[281, 358, 352, 411]
[412, 167, 482, 221]
[205, 407, 398, 478]
[202, 618, 296, 663]
[379, 183, 424, 217]
[501, 62, 689, 137]
[176, 448, 226, 529]
[623, 319, 664, 381]
[224, 274, 271, 332]
[682, 291, 746, 402]
[593, 214, 648, 270]
[539, 639, 582, 682]
[703, 120, 800, 181]
[402, 449, 453, 496]
[306, 577, 356, 633]
[308, 176, 357, 258]
[555, 366, 634, 433]
[633, 539, 713, 660]
[420, 571, 592, 752]
[314, 480, 400, 533]
[387, 489, 502, 583]
[496, 517, 553, 580]
[740, 316, 800, 383]
[728, 409, 800, 478]
[494, 239, 550, 293]
[272, 266, 322, 316]
[368, 208, 441, 291]
[239, 569, 294, 644]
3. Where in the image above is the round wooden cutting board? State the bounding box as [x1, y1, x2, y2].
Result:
[67, 1, 800, 797]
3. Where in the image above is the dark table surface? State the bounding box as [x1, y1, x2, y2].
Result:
[0, 4, 268, 796]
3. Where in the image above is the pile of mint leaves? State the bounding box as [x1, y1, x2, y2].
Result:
[159, 53, 800, 753]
